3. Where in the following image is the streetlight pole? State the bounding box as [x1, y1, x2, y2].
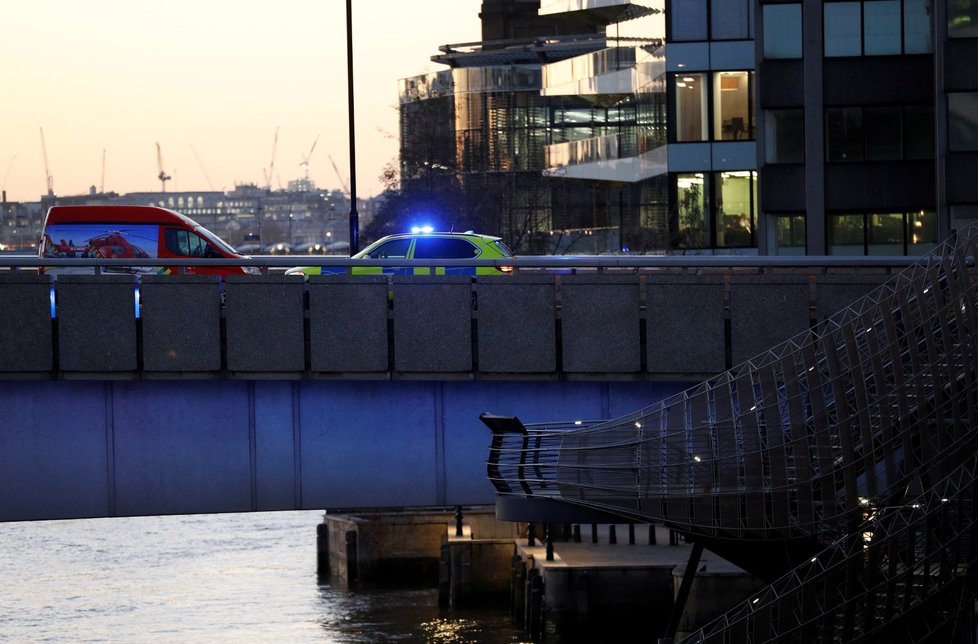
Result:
[346, 0, 359, 255]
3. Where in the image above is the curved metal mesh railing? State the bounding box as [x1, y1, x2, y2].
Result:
[683, 451, 978, 643]
[483, 226, 978, 640]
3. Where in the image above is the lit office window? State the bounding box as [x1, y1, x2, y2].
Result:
[829, 214, 866, 254]
[825, 107, 864, 161]
[716, 171, 756, 247]
[770, 214, 806, 255]
[864, 0, 902, 54]
[948, 0, 978, 37]
[764, 109, 805, 163]
[904, 0, 933, 52]
[908, 210, 938, 254]
[677, 173, 709, 247]
[671, 0, 708, 40]
[825, 2, 863, 56]
[864, 106, 903, 159]
[711, 0, 752, 39]
[674, 73, 708, 141]
[948, 92, 978, 151]
[763, 4, 802, 58]
[714, 72, 751, 140]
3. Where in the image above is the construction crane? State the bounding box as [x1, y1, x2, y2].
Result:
[2, 152, 16, 193]
[39, 127, 54, 196]
[299, 134, 320, 179]
[156, 142, 171, 192]
[266, 126, 279, 190]
[328, 154, 350, 196]
[190, 145, 215, 190]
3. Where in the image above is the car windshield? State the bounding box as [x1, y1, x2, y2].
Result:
[195, 225, 239, 256]
[492, 240, 514, 257]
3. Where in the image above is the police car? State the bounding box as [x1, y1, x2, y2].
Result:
[285, 228, 514, 276]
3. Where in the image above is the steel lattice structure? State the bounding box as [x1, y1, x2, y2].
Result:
[483, 227, 978, 642]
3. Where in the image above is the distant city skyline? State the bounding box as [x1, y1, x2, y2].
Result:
[0, 0, 483, 203]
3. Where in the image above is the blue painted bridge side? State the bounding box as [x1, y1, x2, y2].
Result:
[0, 379, 687, 522]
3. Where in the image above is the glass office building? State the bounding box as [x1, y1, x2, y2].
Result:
[399, 0, 978, 255]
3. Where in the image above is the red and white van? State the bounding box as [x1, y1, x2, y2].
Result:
[39, 205, 260, 276]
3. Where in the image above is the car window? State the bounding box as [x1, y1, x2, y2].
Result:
[363, 238, 411, 259]
[413, 237, 479, 259]
[491, 240, 514, 256]
[165, 228, 209, 257]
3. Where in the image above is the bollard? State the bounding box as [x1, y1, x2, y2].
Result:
[573, 524, 581, 543]
[649, 524, 657, 545]
[629, 522, 635, 545]
[527, 568, 545, 640]
[609, 524, 617, 545]
[454, 505, 463, 537]
[316, 522, 329, 578]
[591, 523, 598, 544]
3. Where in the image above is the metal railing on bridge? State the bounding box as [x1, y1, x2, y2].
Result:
[479, 228, 978, 642]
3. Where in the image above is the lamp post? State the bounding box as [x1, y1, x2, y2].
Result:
[346, 0, 359, 254]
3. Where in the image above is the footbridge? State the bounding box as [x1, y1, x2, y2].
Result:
[0, 254, 912, 523]
[481, 229, 978, 643]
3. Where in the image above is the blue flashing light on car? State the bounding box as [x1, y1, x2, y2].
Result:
[410, 225, 435, 234]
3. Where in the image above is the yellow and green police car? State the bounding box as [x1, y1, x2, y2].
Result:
[285, 229, 514, 276]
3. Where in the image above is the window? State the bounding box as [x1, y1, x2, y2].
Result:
[828, 211, 936, 254]
[825, 2, 863, 56]
[715, 72, 752, 140]
[770, 214, 807, 255]
[826, 107, 864, 161]
[763, 3, 803, 58]
[674, 73, 708, 141]
[672, 71, 754, 142]
[828, 214, 866, 254]
[413, 237, 479, 259]
[864, 0, 903, 55]
[868, 213, 904, 253]
[825, 105, 933, 161]
[165, 228, 209, 258]
[826, 0, 933, 55]
[948, 92, 978, 151]
[904, 105, 935, 158]
[677, 173, 709, 247]
[948, 0, 978, 37]
[904, 0, 933, 51]
[711, 0, 753, 39]
[670, 0, 708, 40]
[673, 171, 758, 249]
[716, 171, 756, 247]
[364, 238, 411, 259]
[765, 109, 805, 163]
[864, 106, 903, 159]
[908, 210, 938, 253]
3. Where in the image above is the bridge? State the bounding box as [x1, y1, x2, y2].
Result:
[0, 254, 912, 523]
[481, 229, 978, 643]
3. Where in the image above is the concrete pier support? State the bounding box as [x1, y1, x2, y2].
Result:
[318, 505, 516, 593]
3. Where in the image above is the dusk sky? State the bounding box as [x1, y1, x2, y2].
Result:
[1, 0, 483, 203]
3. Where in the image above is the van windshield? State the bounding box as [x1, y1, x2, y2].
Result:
[195, 225, 239, 256]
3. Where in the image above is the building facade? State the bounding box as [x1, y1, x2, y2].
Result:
[398, 0, 978, 256]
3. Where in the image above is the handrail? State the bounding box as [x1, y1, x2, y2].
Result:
[0, 254, 926, 272]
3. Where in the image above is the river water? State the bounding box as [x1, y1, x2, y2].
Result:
[0, 511, 528, 643]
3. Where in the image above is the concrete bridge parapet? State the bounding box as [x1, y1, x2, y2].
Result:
[0, 267, 898, 380]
